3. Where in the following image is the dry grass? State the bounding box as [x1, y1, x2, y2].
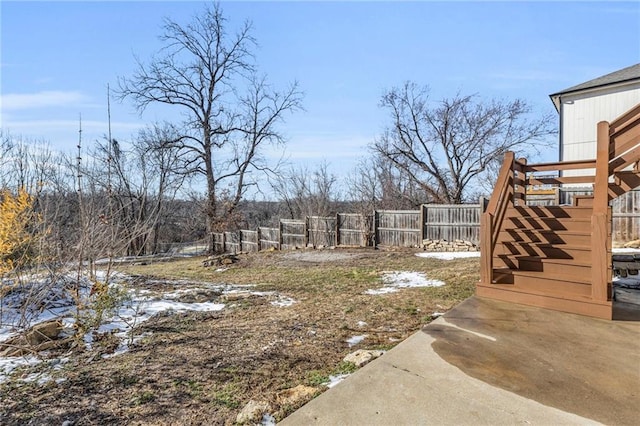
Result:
[0, 247, 479, 425]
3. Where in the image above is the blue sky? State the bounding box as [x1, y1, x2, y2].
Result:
[2, 1, 639, 185]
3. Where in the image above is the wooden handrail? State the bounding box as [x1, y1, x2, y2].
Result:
[485, 152, 515, 216]
[609, 103, 640, 134]
[609, 144, 640, 174]
[526, 175, 596, 186]
[524, 159, 596, 172]
[481, 151, 515, 284]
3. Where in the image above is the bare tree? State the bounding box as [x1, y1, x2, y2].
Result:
[271, 162, 338, 219]
[118, 3, 302, 237]
[346, 156, 426, 212]
[373, 82, 556, 204]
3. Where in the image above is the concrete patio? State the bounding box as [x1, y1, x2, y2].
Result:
[281, 296, 640, 425]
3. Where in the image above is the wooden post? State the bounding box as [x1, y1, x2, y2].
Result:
[257, 227, 262, 252]
[221, 232, 226, 254]
[373, 210, 378, 248]
[278, 220, 284, 250]
[304, 216, 309, 248]
[480, 212, 493, 284]
[592, 121, 612, 302]
[335, 213, 340, 247]
[514, 158, 527, 206]
[593, 121, 610, 214]
[420, 204, 427, 244]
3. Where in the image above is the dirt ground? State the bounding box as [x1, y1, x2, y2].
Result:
[0, 248, 479, 425]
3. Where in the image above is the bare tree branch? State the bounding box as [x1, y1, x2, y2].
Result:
[373, 82, 556, 203]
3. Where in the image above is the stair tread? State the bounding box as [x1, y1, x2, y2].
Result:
[502, 228, 590, 235]
[493, 267, 592, 285]
[507, 216, 591, 221]
[506, 206, 593, 210]
[499, 241, 591, 250]
[514, 256, 592, 266]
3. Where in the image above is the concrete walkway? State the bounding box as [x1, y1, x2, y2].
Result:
[281, 296, 640, 425]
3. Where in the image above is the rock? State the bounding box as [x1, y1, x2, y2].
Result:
[236, 400, 271, 424]
[277, 384, 317, 406]
[202, 254, 239, 267]
[26, 320, 63, 345]
[1, 320, 68, 357]
[343, 349, 385, 368]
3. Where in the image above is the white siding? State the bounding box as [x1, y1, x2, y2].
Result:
[561, 83, 640, 178]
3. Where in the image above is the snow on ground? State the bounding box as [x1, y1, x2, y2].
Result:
[0, 355, 41, 384]
[415, 251, 481, 261]
[365, 271, 445, 295]
[325, 373, 350, 388]
[346, 335, 367, 347]
[612, 248, 640, 253]
[613, 276, 640, 288]
[260, 414, 276, 426]
[0, 271, 296, 384]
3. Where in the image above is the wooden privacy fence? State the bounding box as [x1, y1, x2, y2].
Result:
[422, 204, 482, 243]
[211, 204, 484, 254]
[375, 210, 422, 247]
[211, 196, 640, 254]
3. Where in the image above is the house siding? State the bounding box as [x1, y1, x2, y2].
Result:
[561, 82, 640, 177]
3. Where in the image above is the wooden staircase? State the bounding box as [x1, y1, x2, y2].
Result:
[478, 103, 640, 319]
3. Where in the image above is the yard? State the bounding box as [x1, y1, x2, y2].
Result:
[0, 248, 479, 425]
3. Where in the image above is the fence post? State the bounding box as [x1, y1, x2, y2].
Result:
[221, 232, 226, 254]
[420, 204, 427, 244]
[304, 216, 309, 248]
[257, 227, 262, 252]
[335, 213, 340, 247]
[373, 210, 378, 248]
[278, 220, 283, 250]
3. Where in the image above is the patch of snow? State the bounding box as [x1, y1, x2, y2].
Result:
[215, 268, 228, 273]
[365, 271, 445, 295]
[1, 273, 298, 384]
[365, 287, 399, 295]
[22, 371, 52, 385]
[346, 335, 367, 347]
[0, 355, 41, 383]
[612, 248, 640, 253]
[431, 312, 445, 318]
[325, 373, 350, 388]
[88, 297, 224, 355]
[0, 275, 81, 342]
[93, 270, 128, 281]
[271, 295, 297, 307]
[357, 321, 367, 328]
[613, 276, 640, 289]
[261, 414, 276, 426]
[415, 251, 481, 261]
